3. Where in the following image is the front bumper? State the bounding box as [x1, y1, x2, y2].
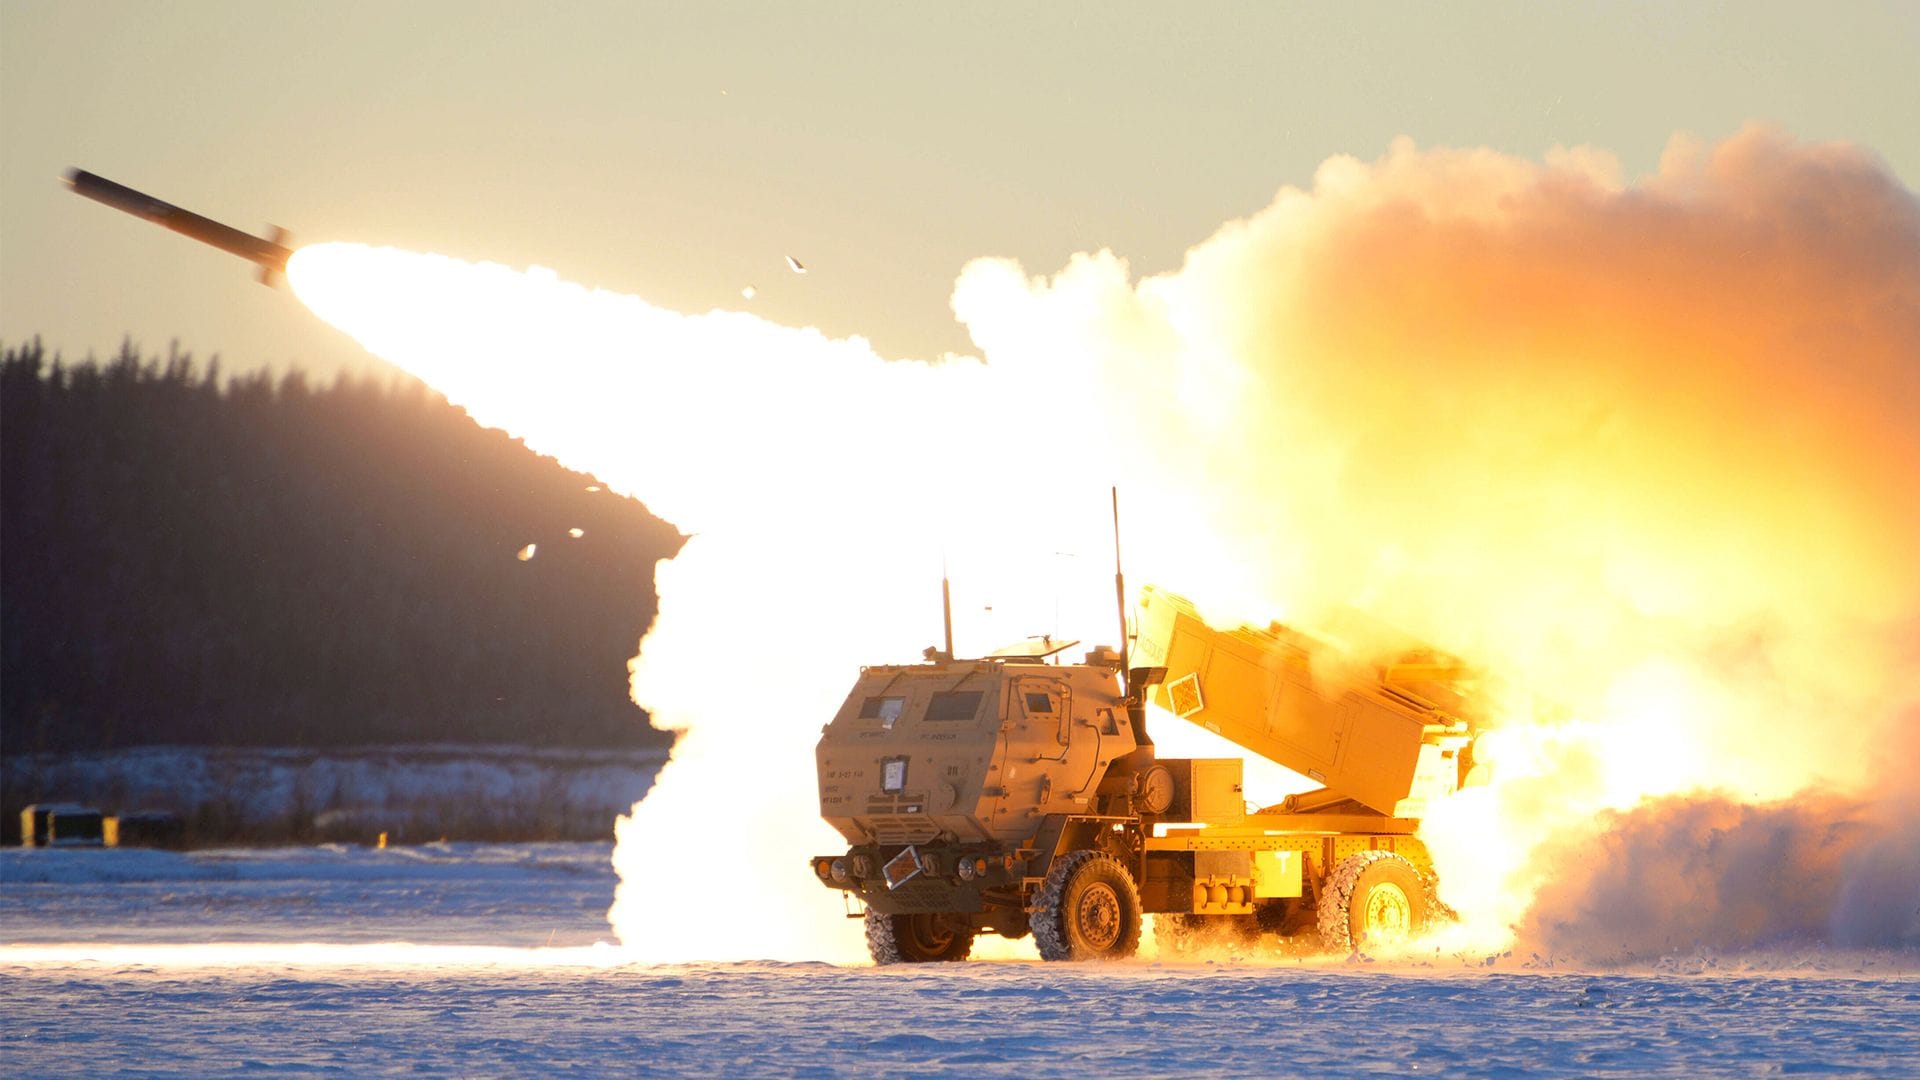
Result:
[809, 843, 1023, 915]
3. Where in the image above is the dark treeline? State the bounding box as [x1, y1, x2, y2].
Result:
[2, 339, 682, 754]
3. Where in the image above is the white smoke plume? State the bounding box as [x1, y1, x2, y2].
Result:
[953, 125, 1920, 955]
[289, 125, 1920, 962]
[288, 249, 1066, 961]
[1516, 702, 1920, 962]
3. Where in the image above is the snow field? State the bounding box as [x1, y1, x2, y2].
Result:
[4, 961, 1917, 1078]
[4, 843, 1915, 1077]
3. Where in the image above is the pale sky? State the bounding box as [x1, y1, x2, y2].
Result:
[3, 1, 1916, 379]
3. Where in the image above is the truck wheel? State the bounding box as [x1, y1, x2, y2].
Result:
[865, 910, 975, 964]
[1029, 851, 1143, 961]
[1317, 851, 1429, 953]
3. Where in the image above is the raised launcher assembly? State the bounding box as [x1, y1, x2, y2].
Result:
[811, 586, 1489, 964]
[1130, 584, 1487, 820]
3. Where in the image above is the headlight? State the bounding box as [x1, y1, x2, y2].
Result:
[957, 858, 976, 881]
[830, 858, 850, 883]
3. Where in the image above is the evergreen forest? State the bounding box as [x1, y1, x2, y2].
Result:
[1, 339, 682, 755]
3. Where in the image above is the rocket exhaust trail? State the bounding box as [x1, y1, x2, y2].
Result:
[64, 168, 293, 286]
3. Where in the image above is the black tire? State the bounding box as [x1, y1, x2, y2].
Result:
[1029, 851, 1143, 961]
[1317, 851, 1429, 953]
[865, 910, 975, 964]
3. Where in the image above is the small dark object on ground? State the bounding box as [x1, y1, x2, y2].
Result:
[105, 811, 186, 849]
[19, 803, 92, 847]
[47, 806, 105, 847]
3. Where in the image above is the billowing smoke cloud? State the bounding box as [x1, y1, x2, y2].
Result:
[290, 125, 1919, 963]
[1517, 708, 1920, 961]
[958, 129, 1920, 719]
[953, 125, 1920, 953]
[1516, 791, 1917, 960]
[289, 242, 1073, 963]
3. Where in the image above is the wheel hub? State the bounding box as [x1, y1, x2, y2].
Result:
[1077, 882, 1122, 950]
[1361, 882, 1412, 944]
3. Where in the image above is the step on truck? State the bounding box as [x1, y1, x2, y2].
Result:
[811, 584, 1488, 962]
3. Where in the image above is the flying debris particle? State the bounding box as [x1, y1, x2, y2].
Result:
[584, 485, 601, 493]
[785, 255, 806, 274]
[516, 543, 537, 561]
[568, 528, 585, 539]
[741, 285, 757, 300]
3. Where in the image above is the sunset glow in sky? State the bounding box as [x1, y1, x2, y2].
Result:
[4, 2, 1917, 378]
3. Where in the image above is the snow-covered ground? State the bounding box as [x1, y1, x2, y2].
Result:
[3, 745, 664, 844]
[4, 844, 1916, 1077]
[0, 842, 616, 947]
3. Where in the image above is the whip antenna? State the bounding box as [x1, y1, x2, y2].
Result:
[942, 555, 956, 660]
[1112, 487, 1129, 681]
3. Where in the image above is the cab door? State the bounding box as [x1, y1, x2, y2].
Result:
[1010, 674, 1078, 813]
[985, 674, 1070, 830]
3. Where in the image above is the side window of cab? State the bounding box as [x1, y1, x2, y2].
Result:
[858, 695, 906, 730]
[925, 690, 985, 723]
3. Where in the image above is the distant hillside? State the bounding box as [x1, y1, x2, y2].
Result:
[1, 339, 682, 754]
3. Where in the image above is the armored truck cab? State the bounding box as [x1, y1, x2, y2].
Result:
[817, 653, 1136, 852]
[813, 647, 1146, 959]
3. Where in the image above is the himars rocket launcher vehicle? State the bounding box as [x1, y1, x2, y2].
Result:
[812, 579, 1490, 963]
